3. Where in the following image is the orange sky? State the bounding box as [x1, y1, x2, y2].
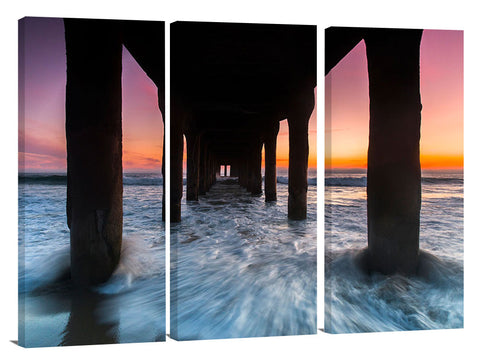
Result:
[121, 47, 163, 172]
[20, 18, 313, 174]
[19, 19, 164, 173]
[20, 21, 461, 174]
[326, 30, 463, 170]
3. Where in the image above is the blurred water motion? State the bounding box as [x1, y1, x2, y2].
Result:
[171, 174, 317, 340]
[325, 169, 463, 333]
[19, 174, 165, 347]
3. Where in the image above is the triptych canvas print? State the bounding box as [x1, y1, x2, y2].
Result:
[18, 17, 463, 347]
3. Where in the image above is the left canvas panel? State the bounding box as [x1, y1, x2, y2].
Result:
[18, 17, 165, 347]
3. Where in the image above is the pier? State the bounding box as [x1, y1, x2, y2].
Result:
[171, 21, 317, 222]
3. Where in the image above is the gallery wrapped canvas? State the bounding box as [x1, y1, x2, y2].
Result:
[18, 17, 165, 346]
[325, 27, 463, 333]
[170, 21, 317, 340]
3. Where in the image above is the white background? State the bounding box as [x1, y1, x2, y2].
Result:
[1, 1, 479, 359]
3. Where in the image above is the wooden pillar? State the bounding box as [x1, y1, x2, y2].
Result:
[206, 154, 212, 190]
[186, 132, 200, 201]
[364, 29, 423, 275]
[287, 90, 314, 220]
[171, 100, 184, 223]
[265, 121, 280, 201]
[249, 138, 263, 195]
[230, 161, 239, 177]
[207, 154, 212, 190]
[239, 156, 248, 188]
[199, 143, 207, 195]
[64, 19, 123, 286]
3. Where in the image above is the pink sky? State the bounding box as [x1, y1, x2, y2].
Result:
[19, 18, 163, 173]
[20, 17, 314, 174]
[326, 29, 463, 169]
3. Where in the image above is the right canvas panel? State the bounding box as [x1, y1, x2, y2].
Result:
[325, 27, 464, 333]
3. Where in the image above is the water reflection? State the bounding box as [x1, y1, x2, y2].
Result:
[61, 290, 118, 346]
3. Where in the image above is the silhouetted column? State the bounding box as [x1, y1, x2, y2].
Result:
[206, 154, 212, 190]
[207, 155, 213, 190]
[64, 19, 123, 286]
[240, 156, 248, 188]
[287, 90, 314, 220]
[265, 122, 280, 201]
[365, 29, 423, 275]
[199, 144, 207, 195]
[230, 162, 239, 177]
[171, 101, 184, 223]
[248, 139, 263, 195]
[186, 132, 200, 200]
[212, 160, 218, 186]
[238, 164, 242, 185]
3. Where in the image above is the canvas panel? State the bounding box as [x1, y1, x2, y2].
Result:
[18, 17, 165, 347]
[325, 26, 463, 333]
[170, 21, 317, 340]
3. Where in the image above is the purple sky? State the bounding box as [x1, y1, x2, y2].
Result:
[19, 17, 163, 173]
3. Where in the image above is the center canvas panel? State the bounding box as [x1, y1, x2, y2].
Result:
[170, 21, 317, 340]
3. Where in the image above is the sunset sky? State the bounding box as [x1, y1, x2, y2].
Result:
[20, 17, 314, 173]
[20, 20, 460, 174]
[19, 17, 163, 173]
[326, 29, 463, 170]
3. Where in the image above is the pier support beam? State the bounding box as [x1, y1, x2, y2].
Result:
[171, 100, 184, 223]
[365, 29, 423, 275]
[186, 133, 200, 201]
[287, 90, 314, 220]
[199, 144, 207, 195]
[265, 122, 280, 201]
[248, 139, 263, 195]
[64, 19, 123, 286]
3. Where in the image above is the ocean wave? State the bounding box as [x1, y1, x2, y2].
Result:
[325, 248, 464, 333]
[19, 174, 163, 186]
[124, 176, 163, 186]
[325, 176, 463, 187]
[184, 176, 317, 186]
[19, 174, 67, 185]
[277, 176, 317, 185]
[325, 177, 367, 187]
[422, 177, 463, 185]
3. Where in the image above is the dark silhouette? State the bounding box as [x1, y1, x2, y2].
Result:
[64, 19, 165, 286]
[326, 27, 423, 275]
[171, 21, 317, 222]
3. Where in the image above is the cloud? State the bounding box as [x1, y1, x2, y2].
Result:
[19, 129, 66, 171]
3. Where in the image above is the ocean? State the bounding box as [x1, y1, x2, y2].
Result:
[18, 172, 165, 347]
[19, 169, 317, 345]
[325, 169, 464, 333]
[171, 168, 317, 340]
